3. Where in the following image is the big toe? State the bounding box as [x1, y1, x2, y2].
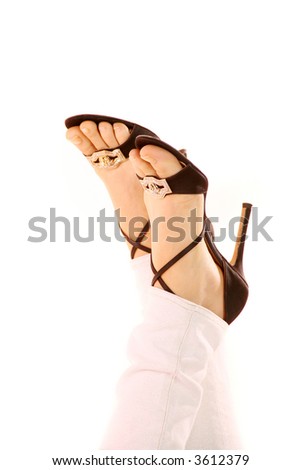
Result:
[129, 149, 158, 178]
[140, 145, 182, 178]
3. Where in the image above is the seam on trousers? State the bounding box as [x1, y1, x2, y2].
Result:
[157, 311, 195, 450]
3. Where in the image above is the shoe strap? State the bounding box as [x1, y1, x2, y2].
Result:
[151, 223, 206, 293]
[119, 126, 156, 159]
[136, 135, 208, 195]
[119, 221, 151, 259]
[65, 114, 158, 158]
[138, 164, 208, 196]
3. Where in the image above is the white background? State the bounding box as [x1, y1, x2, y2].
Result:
[1, 1, 300, 468]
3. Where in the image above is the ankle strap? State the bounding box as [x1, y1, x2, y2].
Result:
[151, 223, 206, 293]
[119, 221, 151, 259]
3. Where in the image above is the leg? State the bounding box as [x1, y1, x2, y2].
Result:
[131, 254, 243, 450]
[66, 120, 249, 449]
[127, 137, 250, 448]
[129, 145, 224, 317]
[185, 342, 244, 449]
[100, 287, 227, 449]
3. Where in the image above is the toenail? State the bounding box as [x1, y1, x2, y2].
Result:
[72, 136, 82, 145]
[81, 127, 89, 134]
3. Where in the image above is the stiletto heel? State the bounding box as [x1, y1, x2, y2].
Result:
[230, 203, 252, 277]
[135, 135, 252, 325]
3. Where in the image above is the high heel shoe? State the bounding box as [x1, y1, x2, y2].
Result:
[65, 114, 158, 258]
[65, 114, 158, 170]
[135, 135, 252, 325]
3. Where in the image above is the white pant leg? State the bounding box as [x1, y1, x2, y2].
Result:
[101, 279, 227, 449]
[130, 254, 154, 301]
[129, 255, 243, 450]
[185, 340, 243, 449]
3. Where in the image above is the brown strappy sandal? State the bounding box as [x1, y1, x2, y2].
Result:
[135, 135, 252, 325]
[65, 114, 157, 258]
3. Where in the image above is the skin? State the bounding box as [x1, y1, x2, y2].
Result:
[66, 121, 151, 255]
[66, 122, 224, 320]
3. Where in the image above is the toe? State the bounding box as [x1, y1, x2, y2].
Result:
[98, 122, 119, 148]
[113, 122, 130, 146]
[80, 121, 107, 149]
[66, 127, 96, 156]
[179, 148, 188, 157]
[129, 149, 158, 178]
[140, 145, 182, 179]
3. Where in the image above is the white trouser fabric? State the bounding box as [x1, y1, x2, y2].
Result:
[101, 255, 242, 450]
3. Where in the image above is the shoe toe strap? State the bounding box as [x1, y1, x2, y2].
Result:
[118, 125, 158, 158]
[138, 165, 208, 198]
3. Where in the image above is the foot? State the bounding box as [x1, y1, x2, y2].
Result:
[66, 121, 151, 257]
[129, 145, 225, 320]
